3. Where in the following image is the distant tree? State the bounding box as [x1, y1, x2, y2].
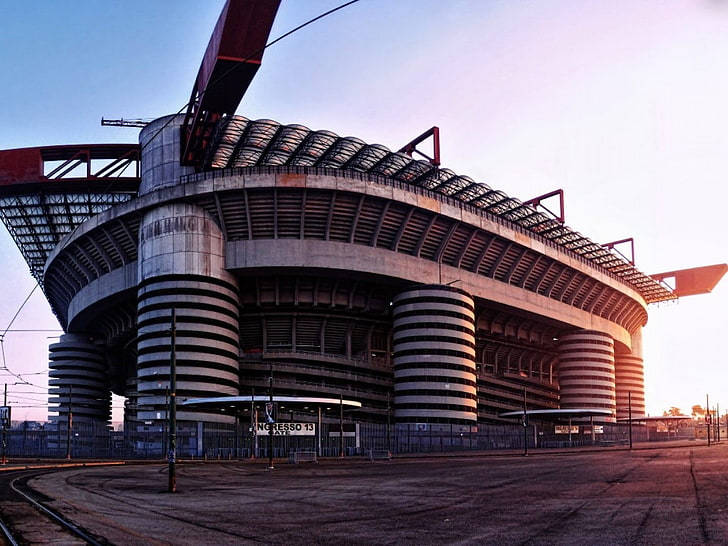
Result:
[692, 405, 706, 419]
[664, 407, 682, 416]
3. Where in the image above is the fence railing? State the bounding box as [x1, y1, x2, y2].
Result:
[2, 421, 693, 460]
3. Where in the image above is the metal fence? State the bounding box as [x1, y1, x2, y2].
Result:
[2, 420, 697, 460]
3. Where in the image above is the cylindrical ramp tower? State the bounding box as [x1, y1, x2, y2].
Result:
[137, 202, 240, 424]
[557, 330, 616, 421]
[392, 285, 477, 425]
[48, 333, 110, 432]
[615, 328, 645, 419]
[138, 114, 194, 196]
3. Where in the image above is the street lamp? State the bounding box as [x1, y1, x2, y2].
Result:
[268, 361, 274, 470]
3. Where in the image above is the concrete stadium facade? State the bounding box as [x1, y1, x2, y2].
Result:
[36, 114, 658, 433]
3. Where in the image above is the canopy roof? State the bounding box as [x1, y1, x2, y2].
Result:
[500, 408, 614, 419]
[205, 116, 676, 303]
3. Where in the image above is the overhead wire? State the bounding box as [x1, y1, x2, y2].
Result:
[3, 1, 363, 417]
[0, 282, 50, 390]
[139, 0, 362, 153]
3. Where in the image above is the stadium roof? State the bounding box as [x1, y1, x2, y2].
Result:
[0, 117, 677, 304]
[0, 144, 139, 279]
[204, 116, 676, 303]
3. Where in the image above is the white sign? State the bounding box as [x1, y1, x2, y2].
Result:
[582, 425, 604, 434]
[256, 422, 315, 436]
[555, 425, 580, 434]
[328, 431, 356, 438]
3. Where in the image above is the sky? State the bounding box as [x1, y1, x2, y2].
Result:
[0, 0, 726, 422]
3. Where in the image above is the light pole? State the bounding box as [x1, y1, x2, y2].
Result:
[707, 393, 710, 447]
[1, 383, 7, 465]
[268, 361, 274, 470]
[628, 391, 633, 449]
[168, 309, 177, 493]
[250, 387, 256, 459]
[386, 391, 391, 454]
[66, 385, 73, 460]
[339, 393, 344, 458]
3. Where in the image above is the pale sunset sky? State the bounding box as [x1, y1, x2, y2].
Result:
[0, 1, 725, 422]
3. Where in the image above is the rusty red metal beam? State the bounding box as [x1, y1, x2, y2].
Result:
[523, 189, 565, 223]
[603, 237, 635, 266]
[398, 126, 441, 166]
[651, 264, 728, 298]
[181, 0, 281, 169]
[0, 145, 140, 194]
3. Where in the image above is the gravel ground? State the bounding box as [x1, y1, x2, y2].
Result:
[27, 443, 728, 545]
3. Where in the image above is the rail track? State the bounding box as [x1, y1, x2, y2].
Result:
[0, 462, 124, 546]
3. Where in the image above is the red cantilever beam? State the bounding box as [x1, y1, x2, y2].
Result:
[523, 189, 564, 223]
[0, 145, 140, 184]
[181, 0, 281, 169]
[603, 237, 635, 266]
[398, 127, 441, 166]
[651, 264, 728, 298]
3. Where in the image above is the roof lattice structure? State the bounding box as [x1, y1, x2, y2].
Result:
[205, 116, 675, 303]
[0, 191, 134, 279]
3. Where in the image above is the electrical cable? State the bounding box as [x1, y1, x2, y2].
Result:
[1, 282, 39, 338]
[0, 339, 47, 390]
[139, 0, 361, 153]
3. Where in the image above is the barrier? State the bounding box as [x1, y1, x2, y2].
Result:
[289, 450, 318, 464]
[367, 449, 391, 461]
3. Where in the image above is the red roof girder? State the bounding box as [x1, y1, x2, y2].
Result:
[181, 0, 281, 168]
[0, 144, 140, 193]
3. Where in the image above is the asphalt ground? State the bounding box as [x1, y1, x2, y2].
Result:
[23, 443, 728, 545]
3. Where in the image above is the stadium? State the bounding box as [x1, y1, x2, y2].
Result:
[0, 0, 725, 456]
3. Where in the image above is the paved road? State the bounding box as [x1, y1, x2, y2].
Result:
[27, 444, 728, 545]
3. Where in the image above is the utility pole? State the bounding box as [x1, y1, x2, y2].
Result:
[339, 394, 344, 458]
[250, 387, 256, 459]
[163, 387, 169, 458]
[706, 394, 710, 447]
[317, 405, 322, 457]
[168, 309, 177, 493]
[1, 384, 7, 465]
[386, 391, 391, 454]
[717, 404, 721, 443]
[66, 385, 73, 460]
[628, 392, 633, 449]
[268, 361, 274, 470]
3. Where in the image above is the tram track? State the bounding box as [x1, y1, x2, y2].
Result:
[0, 463, 124, 546]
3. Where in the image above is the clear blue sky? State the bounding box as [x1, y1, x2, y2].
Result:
[0, 1, 726, 421]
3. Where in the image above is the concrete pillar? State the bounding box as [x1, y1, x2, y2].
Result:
[392, 285, 477, 425]
[615, 328, 646, 420]
[557, 330, 616, 422]
[137, 202, 240, 424]
[48, 333, 110, 447]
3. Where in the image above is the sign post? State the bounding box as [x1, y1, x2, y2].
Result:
[268, 362, 274, 470]
[1, 383, 8, 465]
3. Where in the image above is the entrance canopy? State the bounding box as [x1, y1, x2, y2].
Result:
[180, 395, 362, 416]
[617, 415, 692, 423]
[500, 408, 614, 420]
